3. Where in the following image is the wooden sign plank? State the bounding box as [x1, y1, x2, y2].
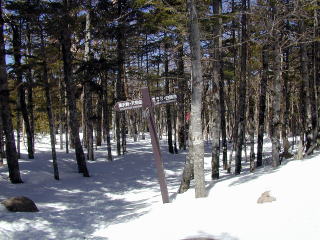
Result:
[114, 94, 177, 111]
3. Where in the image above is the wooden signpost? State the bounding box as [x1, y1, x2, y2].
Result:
[114, 87, 177, 204]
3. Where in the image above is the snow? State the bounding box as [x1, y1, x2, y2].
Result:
[1, 135, 320, 240]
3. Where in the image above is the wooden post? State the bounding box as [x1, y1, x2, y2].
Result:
[114, 87, 176, 204]
[141, 87, 170, 203]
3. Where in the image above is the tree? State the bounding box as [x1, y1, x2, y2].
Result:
[0, 0, 23, 183]
[60, 0, 89, 177]
[234, 0, 247, 175]
[0, 112, 4, 166]
[83, 0, 94, 161]
[10, 18, 34, 159]
[186, 0, 205, 198]
[256, 45, 268, 168]
[211, 0, 223, 179]
[115, 0, 127, 156]
[164, 35, 174, 154]
[39, 21, 60, 180]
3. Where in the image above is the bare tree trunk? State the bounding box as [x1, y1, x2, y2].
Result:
[65, 88, 69, 154]
[16, 99, 21, 159]
[310, 5, 319, 149]
[282, 47, 291, 158]
[210, 0, 223, 180]
[96, 93, 103, 147]
[248, 90, 255, 171]
[40, 27, 59, 180]
[116, 0, 127, 156]
[299, 19, 312, 152]
[59, 79, 64, 150]
[186, 0, 205, 198]
[81, 93, 86, 147]
[270, 2, 282, 168]
[247, 1, 255, 171]
[25, 27, 35, 155]
[227, 0, 237, 173]
[0, 1, 23, 183]
[0, 113, 4, 166]
[178, 151, 194, 194]
[220, 65, 227, 170]
[173, 106, 178, 153]
[61, 0, 89, 177]
[164, 39, 174, 154]
[102, 74, 113, 161]
[256, 45, 268, 168]
[84, 82, 94, 160]
[271, 42, 282, 168]
[84, 2, 94, 161]
[11, 22, 34, 160]
[235, 0, 247, 175]
[177, 39, 187, 150]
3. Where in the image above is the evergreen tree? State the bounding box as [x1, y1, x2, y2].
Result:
[0, 0, 23, 183]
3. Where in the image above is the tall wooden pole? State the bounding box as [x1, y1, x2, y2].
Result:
[141, 87, 170, 204]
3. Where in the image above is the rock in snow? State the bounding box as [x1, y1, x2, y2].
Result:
[257, 191, 276, 204]
[1, 196, 39, 212]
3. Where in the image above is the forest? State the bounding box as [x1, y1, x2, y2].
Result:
[0, 0, 319, 198]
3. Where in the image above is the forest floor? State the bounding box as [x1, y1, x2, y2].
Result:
[0, 134, 320, 240]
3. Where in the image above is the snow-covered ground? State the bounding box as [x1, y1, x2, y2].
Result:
[1, 134, 320, 240]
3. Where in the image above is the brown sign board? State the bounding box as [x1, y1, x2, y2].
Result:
[114, 94, 177, 111]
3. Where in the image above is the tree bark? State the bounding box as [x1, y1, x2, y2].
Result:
[0, 1, 23, 183]
[11, 22, 34, 159]
[187, 0, 205, 198]
[177, 38, 187, 150]
[40, 25, 59, 180]
[246, 1, 255, 171]
[59, 78, 64, 150]
[211, 0, 223, 180]
[271, 42, 282, 168]
[0, 113, 4, 166]
[116, 0, 127, 156]
[41, 63, 59, 180]
[65, 88, 69, 154]
[25, 27, 35, 155]
[84, 1, 94, 161]
[164, 38, 174, 154]
[102, 73, 113, 161]
[235, 0, 247, 175]
[60, 0, 89, 177]
[219, 63, 227, 171]
[16, 97, 21, 159]
[248, 87, 255, 171]
[96, 92, 103, 147]
[282, 47, 291, 158]
[299, 18, 312, 152]
[310, 5, 319, 149]
[256, 45, 268, 167]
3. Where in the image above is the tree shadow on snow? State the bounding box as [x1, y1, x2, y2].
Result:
[0, 137, 187, 239]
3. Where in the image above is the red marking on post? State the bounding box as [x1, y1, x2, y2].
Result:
[186, 112, 191, 121]
[141, 87, 170, 204]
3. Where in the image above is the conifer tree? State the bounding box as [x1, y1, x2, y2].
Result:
[60, 0, 89, 177]
[0, 0, 22, 183]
